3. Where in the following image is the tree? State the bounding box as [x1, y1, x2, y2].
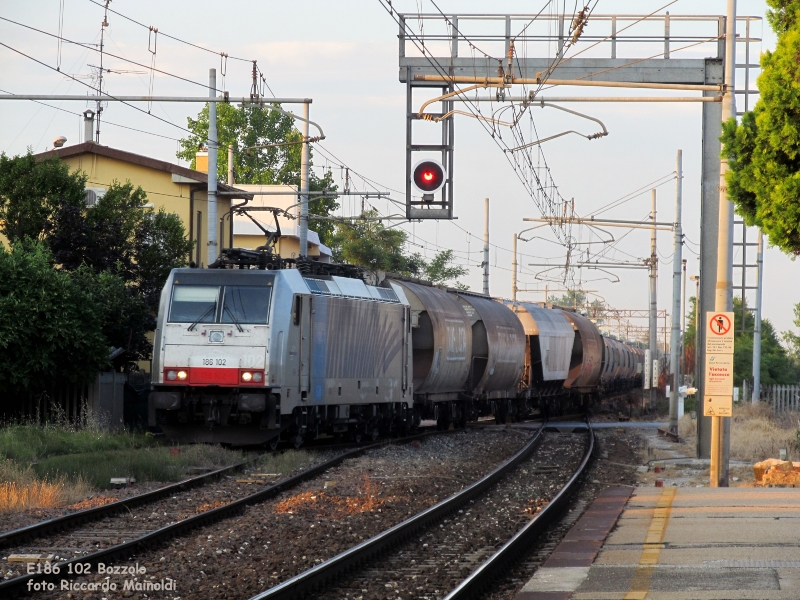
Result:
[419, 249, 468, 288]
[0, 241, 108, 399]
[782, 301, 800, 363]
[176, 103, 339, 245]
[730, 297, 798, 385]
[330, 210, 423, 275]
[548, 290, 587, 309]
[720, 0, 800, 255]
[0, 151, 86, 244]
[46, 180, 193, 313]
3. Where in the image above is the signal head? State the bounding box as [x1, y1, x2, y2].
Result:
[412, 159, 446, 194]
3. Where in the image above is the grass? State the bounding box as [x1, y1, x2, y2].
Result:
[31, 444, 243, 490]
[678, 403, 800, 464]
[0, 418, 247, 511]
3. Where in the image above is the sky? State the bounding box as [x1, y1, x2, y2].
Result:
[1, 0, 798, 344]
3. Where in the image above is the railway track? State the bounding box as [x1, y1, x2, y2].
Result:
[247, 424, 593, 600]
[0, 429, 467, 596]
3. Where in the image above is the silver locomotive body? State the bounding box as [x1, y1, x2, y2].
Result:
[150, 268, 413, 445]
[150, 266, 645, 445]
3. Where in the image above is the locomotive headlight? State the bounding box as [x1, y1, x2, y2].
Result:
[253, 372, 263, 383]
[166, 370, 177, 381]
[177, 370, 188, 381]
[241, 371, 253, 382]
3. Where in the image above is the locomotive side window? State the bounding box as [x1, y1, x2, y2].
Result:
[169, 285, 220, 323]
[221, 286, 272, 324]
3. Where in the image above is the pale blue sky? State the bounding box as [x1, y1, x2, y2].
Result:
[1, 1, 797, 340]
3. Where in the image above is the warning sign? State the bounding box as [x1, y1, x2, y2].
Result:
[704, 395, 733, 417]
[706, 312, 734, 354]
[705, 353, 734, 396]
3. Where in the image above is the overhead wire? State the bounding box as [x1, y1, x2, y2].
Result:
[0, 41, 197, 137]
[84, 0, 253, 63]
[0, 16, 225, 93]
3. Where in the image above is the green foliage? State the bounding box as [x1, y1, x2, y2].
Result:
[782, 301, 800, 362]
[730, 297, 799, 385]
[330, 214, 469, 286]
[0, 242, 108, 397]
[0, 152, 86, 243]
[548, 290, 587, 308]
[720, 0, 800, 255]
[47, 180, 193, 313]
[176, 103, 339, 245]
[419, 249, 468, 287]
[330, 210, 423, 274]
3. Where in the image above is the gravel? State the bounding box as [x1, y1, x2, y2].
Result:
[19, 427, 530, 600]
[484, 425, 645, 600]
[316, 431, 587, 600]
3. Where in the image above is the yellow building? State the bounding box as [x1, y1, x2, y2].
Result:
[30, 142, 252, 267]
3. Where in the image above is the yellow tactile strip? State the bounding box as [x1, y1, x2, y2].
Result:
[623, 487, 677, 600]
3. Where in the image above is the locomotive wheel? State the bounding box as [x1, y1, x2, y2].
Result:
[351, 430, 363, 444]
[293, 434, 303, 449]
[268, 436, 279, 451]
[370, 428, 379, 442]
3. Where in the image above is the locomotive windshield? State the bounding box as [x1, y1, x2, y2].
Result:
[169, 285, 219, 323]
[168, 284, 272, 324]
[221, 286, 271, 324]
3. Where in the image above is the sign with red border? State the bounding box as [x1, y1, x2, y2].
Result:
[705, 312, 734, 354]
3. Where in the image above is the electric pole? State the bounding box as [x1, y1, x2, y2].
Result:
[649, 189, 658, 411]
[207, 68, 218, 266]
[711, 0, 736, 488]
[483, 198, 490, 295]
[299, 102, 310, 258]
[669, 150, 683, 435]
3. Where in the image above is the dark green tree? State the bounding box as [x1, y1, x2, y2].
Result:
[720, 0, 800, 255]
[548, 290, 587, 309]
[731, 297, 798, 385]
[0, 151, 86, 243]
[420, 249, 468, 287]
[330, 210, 423, 274]
[46, 180, 193, 313]
[781, 301, 800, 363]
[176, 103, 339, 245]
[0, 242, 108, 398]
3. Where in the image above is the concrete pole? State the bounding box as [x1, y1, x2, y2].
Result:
[681, 258, 687, 374]
[299, 102, 310, 258]
[511, 234, 517, 302]
[207, 68, 218, 266]
[711, 0, 737, 488]
[669, 150, 683, 435]
[483, 198, 490, 295]
[752, 231, 764, 403]
[649, 189, 658, 411]
[228, 145, 234, 186]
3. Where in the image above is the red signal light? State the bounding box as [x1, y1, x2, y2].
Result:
[412, 160, 446, 193]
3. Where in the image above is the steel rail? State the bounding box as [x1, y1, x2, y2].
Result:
[443, 423, 595, 600]
[0, 457, 256, 550]
[0, 429, 453, 596]
[248, 425, 545, 600]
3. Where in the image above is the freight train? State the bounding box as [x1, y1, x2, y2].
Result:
[149, 249, 644, 447]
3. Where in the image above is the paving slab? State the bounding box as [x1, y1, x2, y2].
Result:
[517, 486, 800, 599]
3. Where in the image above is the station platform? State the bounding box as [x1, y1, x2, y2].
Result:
[516, 486, 800, 599]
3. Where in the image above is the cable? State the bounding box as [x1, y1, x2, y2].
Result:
[381, 1, 574, 249]
[0, 89, 182, 141]
[85, 0, 253, 63]
[0, 41, 197, 137]
[0, 16, 222, 93]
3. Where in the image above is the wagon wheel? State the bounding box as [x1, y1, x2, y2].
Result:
[268, 436, 279, 451]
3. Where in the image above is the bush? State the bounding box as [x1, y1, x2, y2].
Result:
[0, 242, 108, 399]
